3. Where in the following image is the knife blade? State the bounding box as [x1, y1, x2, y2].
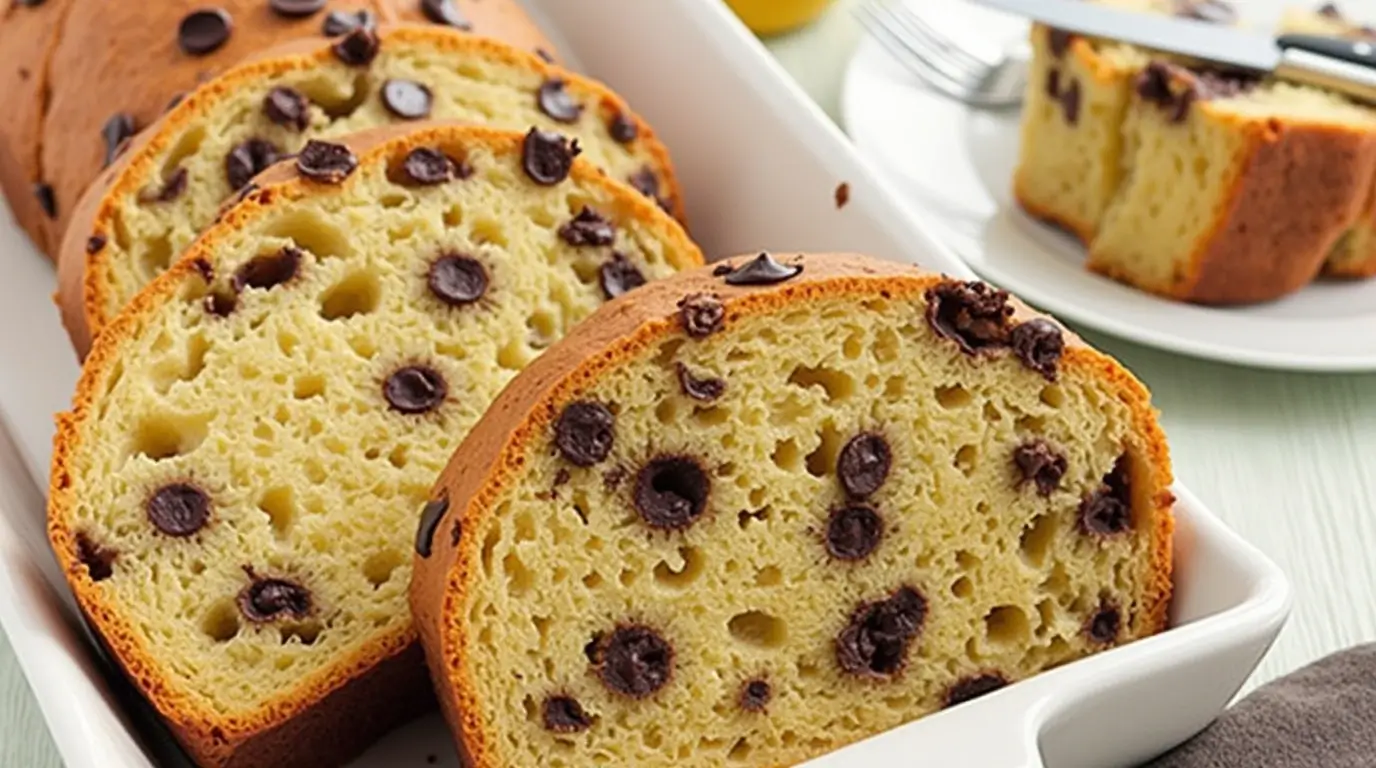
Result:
[967, 0, 1376, 103]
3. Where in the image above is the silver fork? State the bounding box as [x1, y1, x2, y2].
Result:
[855, 0, 1028, 108]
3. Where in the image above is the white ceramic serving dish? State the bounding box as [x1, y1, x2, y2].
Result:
[0, 0, 1289, 766]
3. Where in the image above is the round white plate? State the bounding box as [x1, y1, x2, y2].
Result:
[840, 1, 1376, 371]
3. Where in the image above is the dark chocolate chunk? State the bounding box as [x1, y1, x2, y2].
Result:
[421, 0, 472, 29]
[1086, 601, 1122, 644]
[925, 280, 1013, 354]
[75, 533, 115, 582]
[178, 9, 233, 56]
[427, 254, 487, 305]
[33, 183, 55, 219]
[836, 586, 926, 678]
[264, 86, 310, 131]
[101, 113, 136, 168]
[1059, 78, 1081, 124]
[598, 253, 645, 299]
[16, 0, 48, 6]
[233, 246, 301, 292]
[270, 0, 327, 17]
[191, 258, 214, 283]
[838, 433, 892, 498]
[145, 482, 210, 537]
[534, 47, 555, 63]
[138, 168, 188, 204]
[399, 147, 458, 186]
[608, 111, 637, 143]
[415, 495, 449, 557]
[1079, 454, 1133, 536]
[678, 293, 724, 338]
[296, 140, 358, 183]
[204, 291, 238, 317]
[627, 167, 670, 213]
[1047, 28, 1074, 57]
[239, 575, 312, 622]
[739, 679, 771, 713]
[676, 363, 724, 403]
[1046, 68, 1060, 98]
[1318, 2, 1342, 19]
[603, 466, 627, 491]
[542, 695, 592, 733]
[86, 234, 107, 255]
[592, 625, 675, 698]
[537, 78, 583, 123]
[322, 9, 374, 36]
[554, 402, 615, 467]
[450, 517, 463, 547]
[1014, 440, 1067, 496]
[1010, 319, 1064, 380]
[332, 25, 379, 65]
[1137, 61, 1195, 123]
[945, 673, 1009, 707]
[825, 505, 884, 562]
[521, 128, 580, 185]
[835, 182, 850, 209]
[381, 79, 433, 120]
[558, 206, 615, 247]
[225, 138, 281, 190]
[712, 263, 733, 277]
[723, 252, 803, 286]
[633, 456, 710, 530]
[1174, 0, 1235, 24]
[384, 365, 448, 414]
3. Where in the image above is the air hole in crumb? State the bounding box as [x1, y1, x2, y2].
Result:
[729, 738, 753, 761]
[469, 217, 509, 247]
[497, 338, 532, 371]
[771, 439, 802, 473]
[293, 375, 325, 400]
[443, 203, 464, 228]
[805, 422, 844, 478]
[694, 406, 730, 426]
[728, 611, 787, 648]
[348, 334, 378, 359]
[655, 398, 679, 425]
[582, 571, 604, 589]
[951, 575, 974, 598]
[842, 332, 864, 359]
[985, 605, 1031, 646]
[955, 444, 979, 475]
[504, 553, 535, 594]
[320, 270, 380, 320]
[956, 549, 981, 569]
[1017, 414, 1047, 433]
[935, 385, 972, 409]
[131, 413, 208, 460]
[1040, 385, 1066, 408]
[526, 310, 558, 349]
[1020, 514, 1057, 567]
[257, 487, 296, 537]
[138, 233, 174, 280]
[280, 620, 322, 646]
[788, 364, 855, 402]
[653, 546, 705, 588]
[297, 71, 370, 119]
[202, 599, 240, 642]
[266, 209, 349, 260]
[618, 567, 638, 587]
[162, 125, 206, 175]
[363, 549, 405, 588]
[983, 402, 1003, 422]
[387, 444, 409, 469]
[754, 566, 783, 587]
[480, 527, 500, 575]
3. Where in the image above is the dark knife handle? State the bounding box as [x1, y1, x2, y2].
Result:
[1277, 34, 1376, 70]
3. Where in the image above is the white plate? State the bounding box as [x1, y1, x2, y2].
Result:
[840, 0, 1376, 372]
[0, 1, 1288, 766]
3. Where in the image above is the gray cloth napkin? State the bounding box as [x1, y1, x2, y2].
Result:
[1147, 644, 1376, 767]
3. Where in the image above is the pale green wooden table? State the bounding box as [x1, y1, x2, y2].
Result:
[7, 3, 1376, 764]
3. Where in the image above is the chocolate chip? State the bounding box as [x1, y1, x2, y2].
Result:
[427, 254, 487, 305]
[239, 574, 312, 622]
[825, 505, 883, 561]
[205, 291, 238, 316]
[835, 182, 850, 209]
[16, 0, 47, 6]
[145, 483, 210, 537]
[322, 9, 374, 36]
[225, 138, 280, 190]
[166, 91, 187, 112]
[270, 0, 326, 17]
[1174, 0, 1235, 24]
[838, 433, 892, 498]
[542, 695, 592, 733]
[537, 78, 583, 123]
[1046, 68, 1060, 98]
[138, 167, 188, 204]
[179, 9, 232, 55]
[592, 625, 674, 698]
[1059, 78, 1081, 124]
[233, 246, 301, 292]
[384, 365, 447, 414]
[450, 517, 463, 547]
[296, 140, 358, 183]
[332, 26, 379, 65]
[381, 79, 432, 119]
[627, 166, 667, 210]
[1010, 319, 1064, 380]
[723, 252, 803, 286]
[191, 258, 214, 283]
[554, 402, 615, 467]
[678, 293, 724, 338]
[739, 679, 771, 713]
[535, 47, 555, 63]
[603, 466, 627, 491]
[75, 533, 115, 582]
[33, 183, 55, 219]
[86, 234, 107, 254]
[415, 495, 449, 557]
[399, 147, 459, 186]
[599, 253, 645, 299]
[945, 673, 1008, 707]
[676, 363, 724, 403]
[608, 112, 637, 143]
[925, 280, 1013, 354]
[1137, 62, 1195, 123]
[1047, 28, 1074, 57]
[836, 586, 927, 678]
[1014, 440, 1067, 496]
[421, 0, 472, 29]
[101, 113, 136, 168]
[712, 263, 733, 276]
[634, 456, 709, 530]
[1318, 2, 1342, 19]
[1079, 454, 1132, 536]
[264, 87, 310, 131]
[1086, 601, 1122, 644]
[558, 206, 614, 247]
[521, 128, 580, 185]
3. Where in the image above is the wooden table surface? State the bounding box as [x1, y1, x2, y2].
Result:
[6, 3, 1376, 765]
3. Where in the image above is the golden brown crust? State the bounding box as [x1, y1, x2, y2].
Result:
[408, 253, 1174, 767]
[56, 24, 682, 357]
[48, 123, 700, 768]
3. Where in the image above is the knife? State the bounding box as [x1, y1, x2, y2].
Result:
[968, 0, 1376, 104]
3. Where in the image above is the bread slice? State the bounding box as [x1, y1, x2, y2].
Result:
[47, 123, 701, 768]
[410, 253, 1174, 768]
[56, 24, 679, 355]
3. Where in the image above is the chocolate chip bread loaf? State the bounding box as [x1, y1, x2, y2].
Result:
[56, 24, 680, 357]
[0, 0, 69, 251]
[410, 253, 1174, 767]
[47, 123, 701, 768]
[0, 0, 557, 257]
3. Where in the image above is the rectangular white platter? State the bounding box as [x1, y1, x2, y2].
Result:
[0, 0, 1291, 766]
